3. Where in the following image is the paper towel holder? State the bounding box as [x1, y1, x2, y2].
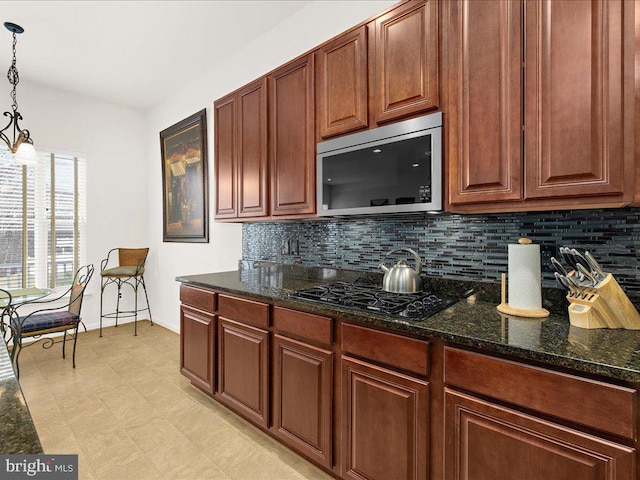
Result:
[497, 272, 550, 318]
[496, 238, 550, 318]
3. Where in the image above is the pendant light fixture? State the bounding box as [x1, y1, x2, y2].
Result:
[0, 22, 37, 165]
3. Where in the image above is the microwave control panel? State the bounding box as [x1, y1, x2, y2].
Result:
[419, 185, 431, 203]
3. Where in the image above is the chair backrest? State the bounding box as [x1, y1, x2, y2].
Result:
[68, 264, 94, 317]
[118, 248, 149, 267]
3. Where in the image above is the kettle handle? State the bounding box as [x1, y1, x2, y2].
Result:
[383, 247, 422, 274]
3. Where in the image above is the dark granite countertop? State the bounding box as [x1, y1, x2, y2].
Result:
[177, 264, 640, 384]
[0, 339, 42, 454]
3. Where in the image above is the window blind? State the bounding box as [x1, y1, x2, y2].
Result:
[0, 148, 87, 290]
[0, 154, 24, 289]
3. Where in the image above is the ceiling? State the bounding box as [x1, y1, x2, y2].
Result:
[0, 1, 312, 111]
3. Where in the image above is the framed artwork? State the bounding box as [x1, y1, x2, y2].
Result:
[160, 109, 209, 243]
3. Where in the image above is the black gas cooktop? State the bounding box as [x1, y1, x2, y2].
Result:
[290, 281, 456, 320]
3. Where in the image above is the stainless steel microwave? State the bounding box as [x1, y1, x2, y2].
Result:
[317, 112, 442, 216]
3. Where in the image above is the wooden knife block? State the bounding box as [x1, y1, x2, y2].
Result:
[567, 274, 640, 330]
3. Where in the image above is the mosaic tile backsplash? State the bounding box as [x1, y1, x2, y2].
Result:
[242, 208, 640, 301]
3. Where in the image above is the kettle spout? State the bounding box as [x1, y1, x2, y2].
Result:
[378, 263, 389, 273]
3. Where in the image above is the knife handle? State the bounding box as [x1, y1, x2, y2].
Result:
[554, 272, 574, 297]
[550, 257, 568, 276]
[585, 251, 606, 278]
[560, 247, 583, 281]
[569, 248, 592, 272]
[576, 263, 597, 286]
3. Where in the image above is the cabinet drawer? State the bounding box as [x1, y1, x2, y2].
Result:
[444, 347, 637, 440]
[218, 294, 269, 329]
[273, 307, 332, 346]
[180, 285, 217, 313]
[341, 323, 429, 377]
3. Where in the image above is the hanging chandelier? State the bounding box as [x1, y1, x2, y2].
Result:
[0, 22, 36, 164]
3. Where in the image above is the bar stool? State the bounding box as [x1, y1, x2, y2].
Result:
[100, 248, 153, 336]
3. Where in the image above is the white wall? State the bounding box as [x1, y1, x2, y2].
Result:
[146, 1, 397, 332]
[15, 80, 148, 331]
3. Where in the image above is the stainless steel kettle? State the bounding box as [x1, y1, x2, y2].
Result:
[379, 247, 423, 293]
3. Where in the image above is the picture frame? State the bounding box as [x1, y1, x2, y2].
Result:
[160, 109, 209, 243]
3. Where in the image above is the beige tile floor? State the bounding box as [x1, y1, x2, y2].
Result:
[17, 321, 333, 480]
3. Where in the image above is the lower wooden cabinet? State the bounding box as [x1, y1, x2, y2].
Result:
[445, 389, 635, 480]
[217, 317, 269, 429]
[180, 305, 215, 395]
[341, 356, 429, 480]
[180, 286, 639, 480]
[273, 334, 333, 469]
[444, 347, 637, 441]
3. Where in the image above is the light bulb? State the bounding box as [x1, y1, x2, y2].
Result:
[14, 142, 37, 165]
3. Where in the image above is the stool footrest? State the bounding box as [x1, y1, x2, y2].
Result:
[101, 309, 150, 320]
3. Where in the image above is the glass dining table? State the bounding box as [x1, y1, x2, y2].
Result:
[0, 287, 52, 364]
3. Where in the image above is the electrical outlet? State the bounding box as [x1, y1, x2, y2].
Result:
[540, 244, 558, 273]
[289, 237, 299, 255]
[281, 237, 299, 255]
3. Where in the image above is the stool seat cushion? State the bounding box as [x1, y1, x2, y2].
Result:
[101, 266, 145, 277]
[17, 311, 80, 334]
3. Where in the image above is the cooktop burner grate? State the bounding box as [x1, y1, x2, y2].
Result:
[290, 281, 456, 320]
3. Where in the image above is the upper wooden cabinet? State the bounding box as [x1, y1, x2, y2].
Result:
[213, 78, 268, 220]
[214, 62, 316, 221]
[445, 0, 523, 205]
[445, 0, 635, 212]
[317, 26, 369, 138]
[214, 0, 442, 220]
[269, 54, 316, 216]
[374, 0, 438, 125]
[214, 94, 237, 218]
[238, 80, 269, 218]
[316, 0, 439, 140]
[523, 0, 631, 200]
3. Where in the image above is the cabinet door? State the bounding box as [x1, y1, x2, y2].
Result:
[238, 78, 268, 218]
[445, 389, 635, 480]
[342, 356, 429, 480]
[524, 0, 632, 200]
[217, 317, 269, 428]
[269, 54, 316, 216]
[273, 334, 333, 469]
[374, 0, 438, 124]
[445, 0, 523, 205]
[214, 93, 237, 218]
[180, 305, 215, 395]
[317, 26, 368, 138]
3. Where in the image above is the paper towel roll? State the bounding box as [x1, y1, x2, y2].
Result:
[508, 242, 542, 311]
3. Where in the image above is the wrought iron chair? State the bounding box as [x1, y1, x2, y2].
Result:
[99, 248, 153, 337]
[0, 288, 15, 346]
[12, 264, 94, 377]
